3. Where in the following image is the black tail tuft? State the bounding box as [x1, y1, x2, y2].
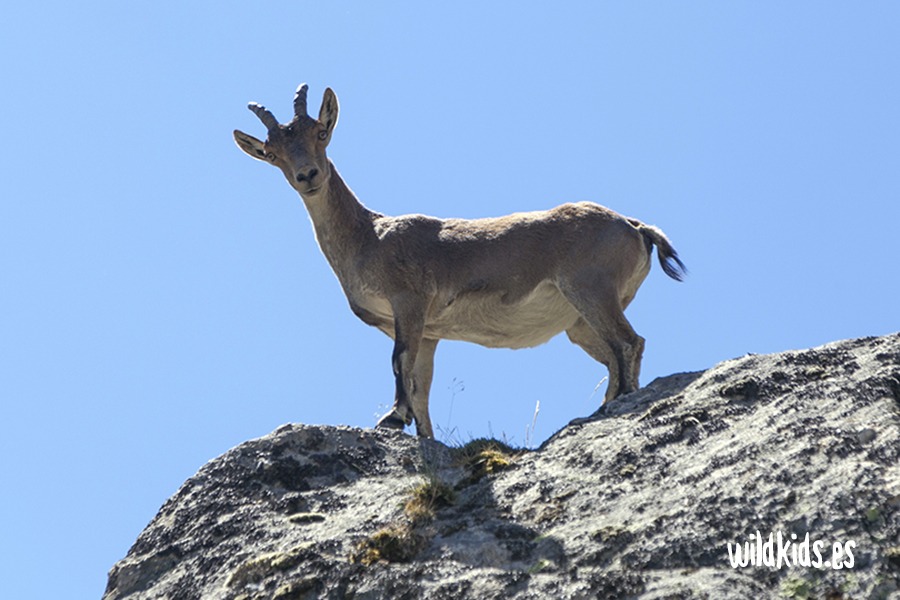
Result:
[637, 223, 687, 282]
[659, 249, 687, 282]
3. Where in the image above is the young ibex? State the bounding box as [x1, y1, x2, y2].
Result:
[234, 84, 685, 438]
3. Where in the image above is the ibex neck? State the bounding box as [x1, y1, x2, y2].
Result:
[300, 160, 378, 270]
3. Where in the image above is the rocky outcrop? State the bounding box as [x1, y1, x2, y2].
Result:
[104, 333, 900, 599]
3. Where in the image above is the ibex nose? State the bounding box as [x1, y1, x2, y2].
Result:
[295, 167, 319, 184]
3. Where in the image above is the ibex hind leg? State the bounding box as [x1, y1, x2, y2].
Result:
[566, 318, 620, 405]
[561, 281, 644, 403]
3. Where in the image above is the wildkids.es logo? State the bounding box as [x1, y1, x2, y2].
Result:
[727, 530, 856, 570]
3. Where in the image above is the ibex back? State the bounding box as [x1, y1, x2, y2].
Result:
[234, 84, 686, 438]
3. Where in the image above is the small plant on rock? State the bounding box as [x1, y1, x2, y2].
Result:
[452, 438, 521, 485]
[404, 475, 456, 523]
[351, 474, 456, 566]
[351, 524, 424, 566]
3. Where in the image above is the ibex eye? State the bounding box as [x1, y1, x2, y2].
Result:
[317, 130, 328, 141]
[266, 152, 277, 161]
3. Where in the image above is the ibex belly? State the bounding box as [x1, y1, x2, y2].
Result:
[426, 280, 579, 349]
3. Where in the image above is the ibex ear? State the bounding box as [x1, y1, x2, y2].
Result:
[233, 130, 268, 161]
[318, 88, 339, 141]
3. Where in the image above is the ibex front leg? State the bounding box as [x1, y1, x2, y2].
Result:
[376, 297, 434, 437]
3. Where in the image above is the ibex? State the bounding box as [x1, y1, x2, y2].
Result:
[234, 84, 685, 439]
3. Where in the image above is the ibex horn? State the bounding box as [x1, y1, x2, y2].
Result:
[247, 102, 280, 132]
[294, 83, 309, 118]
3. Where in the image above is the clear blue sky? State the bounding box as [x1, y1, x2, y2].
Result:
[2, 2, 898, 598]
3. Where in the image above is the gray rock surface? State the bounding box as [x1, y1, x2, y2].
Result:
[104, 333, 900, 599]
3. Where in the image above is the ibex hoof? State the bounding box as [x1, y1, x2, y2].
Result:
[376, 412, 407, 430]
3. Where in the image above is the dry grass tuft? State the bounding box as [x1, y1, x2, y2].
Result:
[351, 524, 425, 566]
[404, 476, 456, 523]
[452, 438, 521, 484]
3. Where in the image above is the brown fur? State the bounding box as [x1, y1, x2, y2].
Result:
[234, 84, 685, 438]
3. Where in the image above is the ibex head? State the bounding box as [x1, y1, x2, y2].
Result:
[234, 84, 339, 197]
